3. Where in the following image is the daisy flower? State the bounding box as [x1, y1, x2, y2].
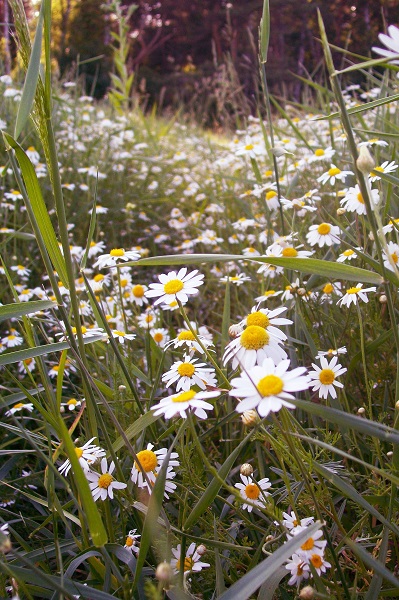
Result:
[309, 552, 331, 576]
[285, 553, 310, 587]
[171, 542, 210, 574]
[61, 398, 82, 412]
[337, 283, 376, 308]
[255, 289, 283, 303]
[317, 164, 353, 185]
[290, 529, 327, 560]
[145, 268, 204, 306]
[150, 328, 170, 348]
[235, 474, 271, 511]
[308, 146, 335, 162]
[308, 356, 347, 400]
[223, 325, 288, 370]
[316, 346, 347, 360]
[58, 437, 106, 476]
[111, 330, 136, 344]
[229, 357, 309, 417]
[131, 443, 179, 490]
[220, 273, 252, 285]
[162, 354, 216, 391]
[152, 388, 219, 420]
[165, 326, 213, 354]
[267, 242, 313, 258]
[383, 241, 399, 272]
[2, 331, 23, 348]
[372, 25, 399, 64]
[87, 240, 106, 257]
[10, 264, 31, 277]
[5, 402, 34, 416]
[306, 223, 340, 247]
[93, 248, 141, 269]
[240, 307, 292, 342]
[340, 185, 380, 215]
[86, 458, 127, 501]
[131, 283, 149, 306]
[282, 511, 314, 533]
[124, 529, 140, 555]
[337, 248, 357, 262]
[370, 161, 398, 182]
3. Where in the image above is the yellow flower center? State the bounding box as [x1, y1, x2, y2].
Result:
[293, 519, 300, 527]
[98, 473, 113, 489]
[12, 190, 21, 195]
[125, 536, 134, 547]
[13, 403, 24, 409]
[343, 249, 354, 256]
[323, 283, 334, 294]
[164, 279, 184, 295]
[257, 374, 284, 396]
[245, 144, 254, 151]
[374, 166, 384, 172]
[246, 311, 270, 328]
[317, 223, 331, 235]
[93, 274, 105, 282]
[319, 369, 335, 385]
[67, 399, 78, 406]
[297, 564, 304, 576]
[145, 314, 154, 323]
[176, 557, 195, 572]
[177, 363, 196, 377]
[240, 326, 269, 350]
[114, 330, 126, 337]
[110, 248, 125, 257]
[75, 447, 84, 459]
[153, 332, 164, 343]
[264, 170, 273, 177]
[177, 331, 196, 341]
[263, 290, 275, 297]
[133, 284, 145, 297]
[134, 449, 158, 472]
[301, 537, 315, 551]
[8, 335, 16, 340]
[347, 286, 361, 294]
[72, 326, 87, 334]
[266, 191, 277, 200]
[282, 247, 298, 257]
[172, 390, 196, 403]
[310, 554, 323, 568]
[315, 149, 325, 156]
[244, 483, 260, 499]
[391, 253, 399, 264]
[120, 278, 128, 288]
[356, 193, 364, 204]
[328, 167, 341, 176]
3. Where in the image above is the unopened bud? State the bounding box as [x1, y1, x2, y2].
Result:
[196, 544, 207, 556]
[357, 407, 366, 415]
[155, 561, 173, 583]
[297, 287, 307, 296]
[395, 400, 399, 410]
[241, 409, 259, 426]
[379, 294, 387, 304]
[356, 145, 375, 174]
[337, 207, 346, 216]
[387, 451, 394, 458]
[299, 585, 315, 599]
[118, 385, 126, 392]
[240, 463, 253, 476]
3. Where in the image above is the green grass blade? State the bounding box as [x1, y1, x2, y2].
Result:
[0, 335, 104, 366]
[315, 93, 399, 121]
[14, 2, 44, 139]
[290, 398, 399, 445]
[312, 463, 399, 537]
[56, 418, 107, 547]
[259, 0, 270, 63]
[345, 538, 399, 588]
[2, 132, 69, 287]
[0, 300, 55, 323]
[183, 429, 255, 532]
[335, 54, 399, 75]
[112, 411, 160, 453]
[217, 522, 323, 600]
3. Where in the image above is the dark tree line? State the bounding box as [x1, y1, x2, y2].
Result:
[1, 0, 399, 121]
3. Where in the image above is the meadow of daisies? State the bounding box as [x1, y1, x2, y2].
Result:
[2, 3, 399, 599]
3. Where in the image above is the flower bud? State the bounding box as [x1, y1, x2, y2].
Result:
[240, 463, 254, 476]
[387, 451, 394, 458]
[196, 544, 207, 556]
[155, 561, 173, 584]
[356, 145, 375, 174]
[379, 294, 387, 304]
[228, 324, 242, 338]
[241, 409, 259, 426]
[357, 407, 366, 415]
[337, 207, 346, 216]
[297, 287, 307, 296]
[395, 400, 399, 410]
[299, 586, 314, 599]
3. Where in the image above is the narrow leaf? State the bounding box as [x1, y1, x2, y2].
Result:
[259, 0, 270, 63]
[14, 2, 44, 139]
[0, 300, 55, 323]
[346, 538, 399, 588]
